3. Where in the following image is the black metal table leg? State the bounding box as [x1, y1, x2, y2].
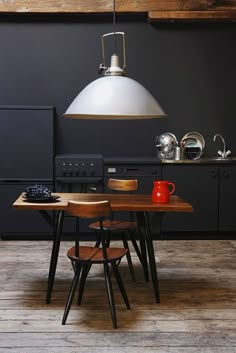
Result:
[143, 211, 162, 303]
[38, 210, 54, 227]
[136, 212, 149, 281]
[46, 210, 64, 304]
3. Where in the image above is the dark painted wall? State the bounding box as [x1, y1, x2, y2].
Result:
[0, 16, 235, 157]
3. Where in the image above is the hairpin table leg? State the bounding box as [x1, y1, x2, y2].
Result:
[46, 210, 64, 304]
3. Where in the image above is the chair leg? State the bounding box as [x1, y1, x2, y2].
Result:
[122, 233, 136, 281]
[78, 264, 90, 305]
[104, 263, 118, 329]
[94, 230, 101, 247]
[112, 262, 130, 310]
[62, 264, 81, 325]
[106, 231, 111, 247]
[75, 240, 79, 248]
[71, 260, 76, 273]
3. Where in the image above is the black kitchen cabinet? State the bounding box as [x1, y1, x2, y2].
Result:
[0, 106, 54, 179]
[0, 182, 53, 237]
[218, 166, 236, 231]
[161, 165, 219, 232]
[0, 105, 55, 239]
[104, 159, 236, 236]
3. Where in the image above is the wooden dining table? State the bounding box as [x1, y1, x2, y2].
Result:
[13, 192, 193, 304]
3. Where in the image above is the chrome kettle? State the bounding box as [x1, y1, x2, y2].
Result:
[155, 132, 178, 160]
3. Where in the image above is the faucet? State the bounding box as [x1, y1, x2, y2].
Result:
[213, 134, 231, 159]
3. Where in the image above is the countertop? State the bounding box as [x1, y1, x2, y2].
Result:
[161, 157, 236, 164]
[104, 157, 236, 165]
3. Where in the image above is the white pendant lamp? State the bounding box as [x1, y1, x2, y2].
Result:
[64, 2, 166, 120]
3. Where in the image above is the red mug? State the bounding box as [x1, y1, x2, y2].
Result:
[152, 180, 176, 203]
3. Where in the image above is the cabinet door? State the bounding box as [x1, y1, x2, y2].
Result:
[162, 165, 218, 231]
[0, 106, 54, 179]
[219, 166, 236, 231]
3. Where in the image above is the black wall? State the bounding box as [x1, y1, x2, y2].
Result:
[0, 15, 235, 157]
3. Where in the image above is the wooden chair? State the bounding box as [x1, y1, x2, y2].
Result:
[62, 200, 130, 329]
[89, 179, 144, 281]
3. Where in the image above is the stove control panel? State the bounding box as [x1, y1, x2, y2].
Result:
[55, 154, 103, 178]
[105, 165, 161, 177]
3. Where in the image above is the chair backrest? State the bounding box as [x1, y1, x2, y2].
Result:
[108, 179, 138, 192]
[67, 200, 112, 219]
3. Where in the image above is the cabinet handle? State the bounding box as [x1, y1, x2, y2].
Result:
[222, 170, 230, 178]
[211, 170, 217, 178]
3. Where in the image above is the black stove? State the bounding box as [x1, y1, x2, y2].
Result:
[55, 154, 104, 193]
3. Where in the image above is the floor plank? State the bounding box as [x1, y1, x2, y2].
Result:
[0, 240, 235, 351]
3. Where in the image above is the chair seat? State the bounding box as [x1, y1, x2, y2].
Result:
[89, 220, 137, 231]
[67, 245, 128, 263]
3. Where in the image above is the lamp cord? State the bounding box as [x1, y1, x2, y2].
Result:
[113, 0, 116, 54]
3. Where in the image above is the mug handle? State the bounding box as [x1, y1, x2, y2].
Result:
[168, 182, 176, 195]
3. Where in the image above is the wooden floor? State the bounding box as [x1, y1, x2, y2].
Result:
[0, 239, 236, 352]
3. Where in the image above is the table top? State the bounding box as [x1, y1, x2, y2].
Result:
[13, 193, 193, 213]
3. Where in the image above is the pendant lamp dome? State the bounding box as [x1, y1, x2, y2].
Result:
[64, 74, 166, 120]
[64, 3, 166, 120]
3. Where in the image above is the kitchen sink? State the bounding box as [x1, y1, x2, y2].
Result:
[203, 157, 236, 162]
[161, 157, 236, 164]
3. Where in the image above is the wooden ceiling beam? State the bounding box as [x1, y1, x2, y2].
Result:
[0, 0, 236, 21]
[149, 10, 236, 21]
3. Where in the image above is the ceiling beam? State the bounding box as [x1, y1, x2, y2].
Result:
[0, 0, 236, 21]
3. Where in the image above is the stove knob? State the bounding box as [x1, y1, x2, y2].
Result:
[62, 163, 66, 176]
[75, 164, 79, 176]
[82, 164, 86, 176]
[69, 163, 73, 176]
[90, 163, 95, 176]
